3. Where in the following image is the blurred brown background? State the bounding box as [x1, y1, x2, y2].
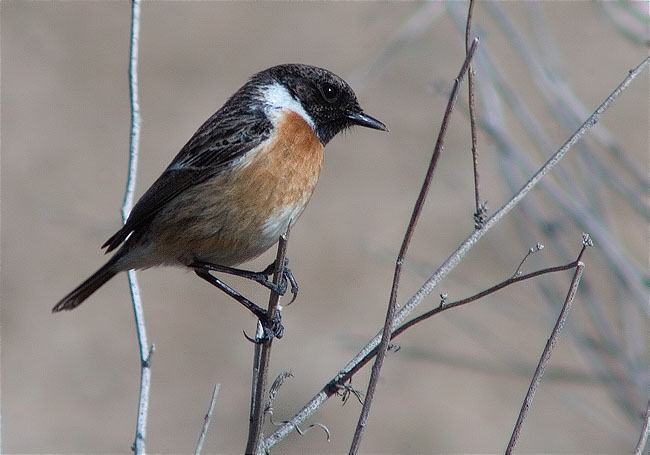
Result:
[3, 2, 648, 453]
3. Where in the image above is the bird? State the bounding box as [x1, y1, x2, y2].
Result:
[53, 63, 387, 334]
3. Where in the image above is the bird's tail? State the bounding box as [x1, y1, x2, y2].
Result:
[53, 256, 120, 312]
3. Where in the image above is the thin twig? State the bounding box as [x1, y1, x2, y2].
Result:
[634, 400, 650, 455]
[505, 249, 587, 453]
[265, 243, 586, 451]
[465, 0, 485, 229]
[336, 241, 590, 385]
[123, 1, 152, 454]
[439, 18, 649, 309]
[465, 57, 649, 310]
[246, 228, 291, 455]
[486, 1, 649, 192]
[512, 243, 544, 278]
[262, 58, 649, 451]
[397, 241, 588, 339]
[450, 4, 650, 222]
[194, 384, 220, 455]
[451, 14, 648, 419]
[348, 38, 479, 454]
[324, 245, 588, 395]
[266, 371, 293, 418]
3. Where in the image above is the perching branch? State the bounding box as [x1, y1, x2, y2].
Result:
[246, 228, 291, 455]
[348, 37, 479, 455]
[262, 57, 649, 452]
[123, 1, 153, 454]
[264, 239, 589, 451]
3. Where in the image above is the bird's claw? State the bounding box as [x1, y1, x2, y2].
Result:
[257, 259, 299, 304]
[244, 311, 284, 342]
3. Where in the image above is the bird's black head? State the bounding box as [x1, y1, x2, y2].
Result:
[252, 63, 387, 145]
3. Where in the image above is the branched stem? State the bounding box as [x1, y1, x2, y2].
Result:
[348, 38, 479, 454]
[505, 257, 587, 453]
[262, 57, 649, 452]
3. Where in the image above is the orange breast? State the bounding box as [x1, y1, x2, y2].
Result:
[236, 110, 325, 233]
[138, 110, 325, 268]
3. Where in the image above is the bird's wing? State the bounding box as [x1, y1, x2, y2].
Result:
[102, 108, 272, 252]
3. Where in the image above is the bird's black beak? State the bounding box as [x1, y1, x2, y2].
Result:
[347, 111, 388, 132]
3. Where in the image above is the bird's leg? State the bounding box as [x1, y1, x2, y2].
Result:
[190, 259, 298, 303]
[257, 258, 299, 304]
[194, 269, 283, 340]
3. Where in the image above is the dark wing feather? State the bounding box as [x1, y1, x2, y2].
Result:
[102, 103, 272, 252]
[102, 168, 206, 251]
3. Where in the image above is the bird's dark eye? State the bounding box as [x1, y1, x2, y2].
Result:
[320, 82, 339, 103]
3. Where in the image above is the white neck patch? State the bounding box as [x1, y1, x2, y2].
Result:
[260, 82, 315, 130]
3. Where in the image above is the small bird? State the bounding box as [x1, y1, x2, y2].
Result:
[53, 63, 387, 332]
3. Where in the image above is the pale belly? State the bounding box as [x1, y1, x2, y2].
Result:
[117, 110, 324, 270]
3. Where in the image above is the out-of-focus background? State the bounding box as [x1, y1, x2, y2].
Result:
[3, 2, 648, 453]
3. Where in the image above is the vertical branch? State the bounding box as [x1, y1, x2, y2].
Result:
[123, 1, 153, 453]
[122, 0, 141, 218]
[246, 228, 291, 455]
[465, 0, 485, 229]
[195, 384, 220, 455]
[505, 243, 588, 454]
[348, 38, 479, 455]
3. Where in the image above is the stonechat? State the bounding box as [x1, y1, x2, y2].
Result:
[53, 63, 387, 333]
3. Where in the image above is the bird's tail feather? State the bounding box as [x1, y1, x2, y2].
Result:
[53, 257, 120, 312]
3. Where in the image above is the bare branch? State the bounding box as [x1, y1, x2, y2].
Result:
[265, 372, 331, 443]
[121, 1, 153, 454]
[262, 58, 648, 450]
[465, 0, 486, 229]
[397, 241, 589, 337]
[512, 243, 545, 278]
[194, 384, 220, 455]
[506, 257, 586, 453]
[246, 229, 291, 455]
[348, 37, 479, 455]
